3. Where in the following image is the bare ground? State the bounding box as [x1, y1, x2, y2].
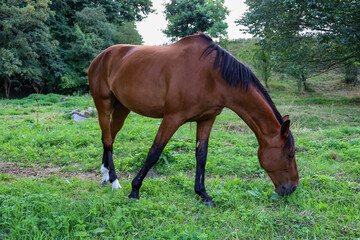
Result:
[0, 161, 100, 180]
[0, 161, 155, 181]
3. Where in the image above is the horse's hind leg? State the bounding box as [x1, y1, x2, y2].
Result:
[97, 97, 129, 189]
[108, 101, 130, 188]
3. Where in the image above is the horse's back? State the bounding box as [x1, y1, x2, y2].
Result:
[88, 38, 223, 120]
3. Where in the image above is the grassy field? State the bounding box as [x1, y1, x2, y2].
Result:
[0, 74, 360, 239]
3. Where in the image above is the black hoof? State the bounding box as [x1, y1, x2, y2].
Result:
[128, 190, 139, 200]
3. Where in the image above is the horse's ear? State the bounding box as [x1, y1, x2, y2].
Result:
[283, 115, 289, 121]
[281, 120, 290, 139]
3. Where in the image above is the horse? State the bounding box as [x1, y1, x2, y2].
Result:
[88, 33, 298, 207]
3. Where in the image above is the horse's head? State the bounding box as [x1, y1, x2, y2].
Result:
[258, 116, 299, 196]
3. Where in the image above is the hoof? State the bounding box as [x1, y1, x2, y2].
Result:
[111, 179, 122, 190]
[204, 200, 216, 208]
[128, 190, 139, 200]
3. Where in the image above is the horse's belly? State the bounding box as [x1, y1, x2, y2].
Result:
[124, 101, 165, 118]
[112, 86, 166, 118]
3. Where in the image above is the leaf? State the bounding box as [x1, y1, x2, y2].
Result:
[92, 227, 106, 234]
[74, 231, 88, 237]
[247, 190, 260, 197]
[268, 192, 282, 200]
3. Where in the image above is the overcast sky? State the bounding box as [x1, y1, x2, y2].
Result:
[136, 0, 251, 45]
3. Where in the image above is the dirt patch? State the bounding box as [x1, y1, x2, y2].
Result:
[0, 161, 149, 181]
[0, 161, 100, 181]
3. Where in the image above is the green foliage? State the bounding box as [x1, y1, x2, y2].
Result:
[62, 6, 115, 94]
[238, 0, 360, 92]
[252, 45, 273, 88]
[49, 1, 151, 96]
[239, 0, 360, 61]
[163, 0, 229, 40]
[0, 0, 152, 98]
[60, 67, 84, 94]
[113, 22, 143, 45]
[343, 61, 358, 84]
[0, 0, 59, 98]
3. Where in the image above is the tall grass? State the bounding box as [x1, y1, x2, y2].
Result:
[1, 80, 359, 239]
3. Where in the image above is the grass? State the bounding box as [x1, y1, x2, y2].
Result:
[1, 77, 360, 238]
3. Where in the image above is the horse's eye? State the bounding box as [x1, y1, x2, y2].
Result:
[288, 154, 295, 159]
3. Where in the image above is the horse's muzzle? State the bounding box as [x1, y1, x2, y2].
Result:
[276, 184, 297, 196]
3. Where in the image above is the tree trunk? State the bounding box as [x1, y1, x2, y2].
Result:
[297, 78, 302, 95]
[297, 74, 308, 94]
[264, 77, 269, 89]
[4, 78, 11, 99]
[344, 63, 357, 84]
[302, 74, 307, 91]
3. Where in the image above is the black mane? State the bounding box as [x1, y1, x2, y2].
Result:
[198, 33, 284, 125]
[198, 33, 294, 148]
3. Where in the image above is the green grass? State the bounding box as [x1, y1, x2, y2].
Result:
[1, 79, 360, 238]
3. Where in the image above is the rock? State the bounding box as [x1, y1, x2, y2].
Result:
[66, 107, 96, 122]
[69, 109, 80, 115]
[60, 97, 69, 102]
[79, 110, 87, 117]
[72, 113, 88, 122]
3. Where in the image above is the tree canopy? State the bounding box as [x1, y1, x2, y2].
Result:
[0, 0, 58, 98]
[163, 0, 229, 40]
[239, 0, 359, 59]
[238, 0, 360, 91]
[0, 0, 152, 98]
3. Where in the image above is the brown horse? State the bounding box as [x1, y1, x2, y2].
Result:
[88, 33, 298, 206]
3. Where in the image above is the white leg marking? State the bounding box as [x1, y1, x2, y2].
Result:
[100, 164, 109, 183]
[112, 179, 122, 190]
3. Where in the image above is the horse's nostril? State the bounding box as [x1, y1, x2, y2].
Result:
[277, 184, 297, 196]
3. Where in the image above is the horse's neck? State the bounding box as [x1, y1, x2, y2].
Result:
[227, 87, 281, 147]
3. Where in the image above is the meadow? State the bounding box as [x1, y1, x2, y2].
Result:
[0, 74, 359, 239]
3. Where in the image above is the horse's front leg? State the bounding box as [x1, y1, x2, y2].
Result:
[195, 118, 216, 207]
[128, 115, 183, 199]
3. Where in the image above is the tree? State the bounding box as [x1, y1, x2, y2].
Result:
[0, 0, 59, 98]
[272, 35, 328, 92]
[0, 0, 153, 97]
[47, 0, 152, 48]
[45, 0, 153, 94]
[60, 6, 115, 94]
[238, 0, 360, 88]
[113, 22, 143, 45]
[252, 44, 273, 89]
[163, 0, 229, 40]
[0, 49, 22, 99]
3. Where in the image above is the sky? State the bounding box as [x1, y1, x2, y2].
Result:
[136, 0, 251, 45]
